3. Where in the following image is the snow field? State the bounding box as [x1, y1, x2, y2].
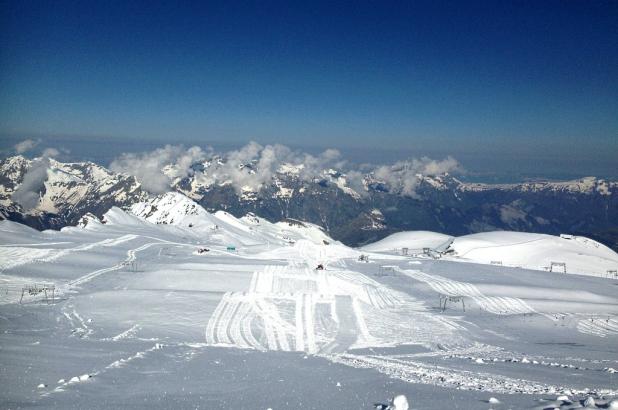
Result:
[65, 241, 165, 288]
[449, 231, 618, 278]
[576, 316, 618, 338]
[326, 353, 618, 396]
[367, 229, 618, 278]
[2, 198, 618, 408]
[397, 268, 536, 315]
[0, 234, 138, 273]
[360, 231, 454, 254]
[205, 260, 464, 354]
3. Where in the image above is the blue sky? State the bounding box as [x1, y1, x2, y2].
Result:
[1, 1, 617, 169]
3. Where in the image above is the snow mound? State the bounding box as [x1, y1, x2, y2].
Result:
[274, 219, 336, 245]
[128, 193, 266, 245]
[125, 192, 340, 248]
[103, 207, 150, 227]
[239, 214, 337, 246]
[449, 231, 618, 277]
[0, 220, 41, 236]
[255, 239, 358, 265]
[130, 192, 219, 230]
[76, 213, 103, 230]
[361, 231, 454, 253]
[361, 229, 618, 278]
[214, 210, 252, 233]
[391, 395, 409, 410]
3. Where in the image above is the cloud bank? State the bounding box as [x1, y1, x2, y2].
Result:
[14, 139, 40, 154]
[110, 145, 209, 194]
[11, 148, 60, 210]
[216, 142, 344, 193]
[373, 156, 461, 197]
[109, 141, 461, 197]
[110, 142, 344, 194]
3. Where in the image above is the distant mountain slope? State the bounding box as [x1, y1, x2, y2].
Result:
[0, 156, 146, 230]
[127, 192, 337, 248]
[1, 155, 617, 250]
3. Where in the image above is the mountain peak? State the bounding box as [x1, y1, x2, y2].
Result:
[1, 155, 616, 250]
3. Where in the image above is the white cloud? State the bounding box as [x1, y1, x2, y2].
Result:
[11, 148, 60, 210]
[14, 139, 40, 154]
[372, 156, 462, 197]
[214, 142, 345, 193]
[110, 144, 209, 194]
[345, 170, 369, 197]
[109, 142, 461, 198]
[41, 148, 60, 158]
[419, 156, 460, 176]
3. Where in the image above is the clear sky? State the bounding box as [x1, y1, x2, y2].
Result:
[1, 1, 617, 166]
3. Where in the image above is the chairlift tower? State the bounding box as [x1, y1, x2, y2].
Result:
[19, 283, 55, 304]
[439, 294, 465, 312]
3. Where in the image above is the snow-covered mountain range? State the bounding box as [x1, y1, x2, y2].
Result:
[1, 154, 617, 249]
[0, 156, 146, 230]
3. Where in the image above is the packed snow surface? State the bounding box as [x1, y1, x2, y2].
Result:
[360, 231, 454, 253]
[449, 231, 618, 277]
[364, 229, 618, 278]
[1, 194, 617, 409]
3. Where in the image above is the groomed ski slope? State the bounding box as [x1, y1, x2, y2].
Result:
[449, 231, 618, 277]
[360, 231, 454, 254]
[1, 193, 617, 409]
[363, 229, 618, 278]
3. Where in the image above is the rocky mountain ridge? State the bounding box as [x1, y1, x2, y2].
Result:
[1, 155, 616, 249]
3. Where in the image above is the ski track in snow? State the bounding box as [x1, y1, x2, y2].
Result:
[0, 247, 56, 271]
[543, 312, 618, 338]
[205, 261, 462, 354]
[0, 242, 73, 247]
[397, 268, 537, 315]
[65, 241, 174, 288]
[1, 235, 189, 303]
[204, 257, 618, 395]
[455, 237, 547, 258]
[103, 324, 141, 341]
[0, 235, 140, 272]
[325, 353, 618, 396]
[4, 216, 614, 400]
[42, 343, 167, 397]
[576, 316, 618, 338]
[61, 305, 93, 339]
